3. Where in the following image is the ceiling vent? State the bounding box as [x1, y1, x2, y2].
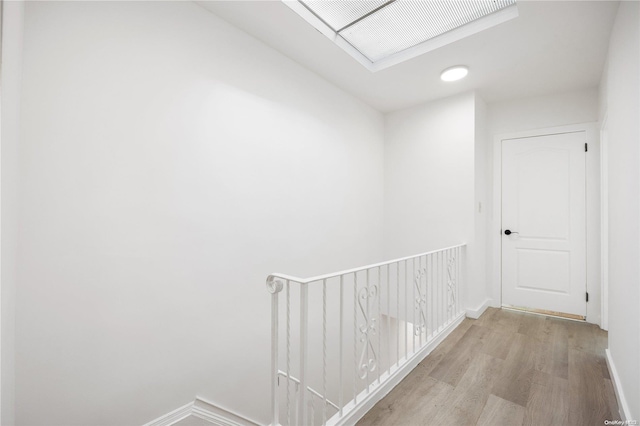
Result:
[283, 0, 518, 71]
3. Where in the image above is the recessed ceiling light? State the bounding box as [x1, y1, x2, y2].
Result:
[440, 66, 469, 82]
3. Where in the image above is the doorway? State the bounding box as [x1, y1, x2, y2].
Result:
[491, 123, 600, 324]
[501, 131, 587, 319]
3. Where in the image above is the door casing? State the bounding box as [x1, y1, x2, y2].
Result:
[491, 123, 601, 325]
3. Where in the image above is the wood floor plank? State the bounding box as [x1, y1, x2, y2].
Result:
[359, 308, 618, 426]
[524, 371, 569, 426]
[428, 329, 484, 387]
[480, 328, 514, 360]
[568, 348, 614, 425]
[472, 307, 497, 327]
[517, 313, 546, 340]
[603, 378, 621, 421]
[534, 317, 569, 379]
[490, 308, 523, 334]
[415, 319, 474, 376]
[429, 353, 504, 425]
[477, 394, 526, 426]
[491, 333, 537, 407]
[357, 376, 452, 426]
[567, 320, 608, 355]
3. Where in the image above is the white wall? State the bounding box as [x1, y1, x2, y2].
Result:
[16, 2, 384, 424]
[599, 1, 640, 420]
[383, 92, 476, 308]
[473, 95, 490, 314]
[1, 1, 25, 424]
[487, 89, 599, 136]
[485, 88, 600, 321]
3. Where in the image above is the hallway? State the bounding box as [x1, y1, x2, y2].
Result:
[358, 308, 620, 425]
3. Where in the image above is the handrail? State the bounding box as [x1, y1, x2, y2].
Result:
[278, 371, 340, 411]
[267, 242, 466, 286]
[268, 243, 466, 426]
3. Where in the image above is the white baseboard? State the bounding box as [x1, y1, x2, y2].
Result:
[327, 312, 467, 426]
[605, 349, 633, 421]
[143, 401, 193, 426]
[143, 397, 259, 426]
[465, 298, 492, 319]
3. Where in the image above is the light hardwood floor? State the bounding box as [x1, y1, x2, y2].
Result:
[357, 308, 620, 426]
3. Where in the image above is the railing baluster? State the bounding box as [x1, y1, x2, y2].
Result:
[438, 251, 442, 331]
[270, 285, 279, 426]
[322, 279, 327, 426]
[412, 257, 416, 354]
[267, 244, 466, 425]
[286, 281, 291, 426]
[396, 262, 399, 367]
[457, 246, 461, 315]
[294, 382, 299, 426]
[366, 268, 370, 393]
[339, 275, 344, 417]
[448, 249, 452, 323]
[387, 264, 390, 375]
[309, 397, 315, 426]
[377, 266, 381, 385]
[299, 283, 308, 426]
[419, 255, 424, 348]
[353, 272, 357, 405]
[428, 254, 432, 340]
[404, 260, 408, 360]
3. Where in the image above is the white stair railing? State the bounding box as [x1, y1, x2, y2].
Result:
[266, 244, 466, 426]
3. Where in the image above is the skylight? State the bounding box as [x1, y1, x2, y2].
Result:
[284, 0, 518, 71]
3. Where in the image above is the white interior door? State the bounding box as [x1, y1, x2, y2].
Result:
[501, 131, 587, 318]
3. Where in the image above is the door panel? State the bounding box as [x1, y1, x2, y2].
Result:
[501, 132, 586, 317]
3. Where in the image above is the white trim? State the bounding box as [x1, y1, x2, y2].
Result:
[281, 1, 518, 72]
[142, 401, 193, 426]
[600, 114, 609, 331]
[465, 298, 492, 319]
[191, 397, 259, 426]
[327, 312, 466, 426]
[491, 123, 600, 324]
[142, 398, 259, 426]
[605, 349, 632, 421]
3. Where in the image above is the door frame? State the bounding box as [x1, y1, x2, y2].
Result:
[600, 115, 609, 330]
[491, 123, 601, 324]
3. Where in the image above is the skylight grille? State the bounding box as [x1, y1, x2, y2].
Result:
[301, 0, 390, 31]
[340, 0, 516, 62]
[285, 0, 518, 71]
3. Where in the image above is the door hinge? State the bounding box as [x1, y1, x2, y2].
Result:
[585, 143, 588, 152]
[586, 292, 589, 302]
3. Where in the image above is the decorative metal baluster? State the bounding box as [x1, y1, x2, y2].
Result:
[413, 256, 427, 349]
[404, 260, 408, 360]
[299, 283, 308, 426]
[294, 382, 299, 426]
[387, 264, 390, 375]
[286, 282, 291, 426]
[322, 279, 327, 426]
[396, 262, 400, 367]
[447, 249, 456, 323]
[366, 268, 370, 393]
[354, 270, 378, 391]
[429, 254, 433, 340]
[412, 257, 416, 353]
[438, 251, 442, 331]
[339, 275, 344, 417]
[353, 272, 357, 404]
[457, 246, 461, 315]
[266, 277, 283, 426]
[377, 267, 381, 385]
